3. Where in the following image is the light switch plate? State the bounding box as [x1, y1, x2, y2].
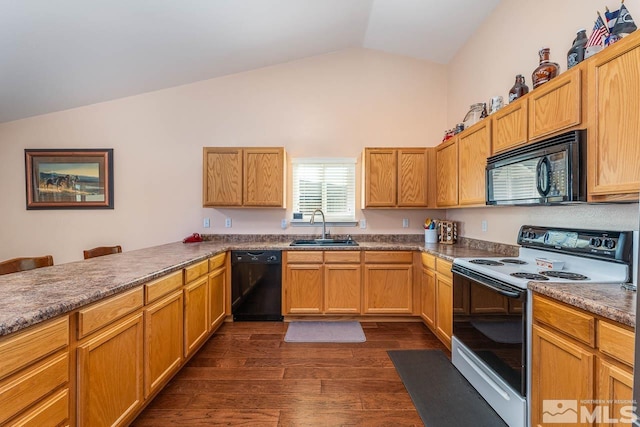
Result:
[359, 219, 366, 229]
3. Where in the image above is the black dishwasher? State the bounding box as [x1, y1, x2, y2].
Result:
[231, 250, 283, 321]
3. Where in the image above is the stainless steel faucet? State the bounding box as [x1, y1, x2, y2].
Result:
[310, 209, 328, 240]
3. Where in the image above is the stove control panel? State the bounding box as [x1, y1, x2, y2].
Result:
[518, 225, 633, 264]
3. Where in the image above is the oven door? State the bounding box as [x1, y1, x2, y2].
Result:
[452, 266, 527, 397]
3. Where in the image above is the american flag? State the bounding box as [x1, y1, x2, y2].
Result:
[586, 15, 608, 47]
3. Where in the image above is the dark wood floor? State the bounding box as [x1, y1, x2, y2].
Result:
[132, 321, 449, 426]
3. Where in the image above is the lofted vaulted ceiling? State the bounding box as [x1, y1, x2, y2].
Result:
[0, 0, 500, 123]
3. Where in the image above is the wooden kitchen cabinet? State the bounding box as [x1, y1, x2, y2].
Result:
[183, 276, 209, 357]
[363, 251, 413, 314]
[143, 290, 183, 398]
[531, 293, 635, 427]
[203, 147, 286, 207]
[491, 97, 528, 154]
[284, 251, 361, 315]
[77, 312, 144, 427]
[435, 138, 458, 207]
[420, 254, 453, 349]
[208, 264, 226, 331]
[458, 119, 491, 206]
[324, 252, 361, 314]
[420, 262, 436, 330]
[435, 259, 453, 348]
[528, 63, 583, 141]
[587, 31, 640, 202]
[0, 317, 70, 426]
[531, 324, 594, 427]
[362, 147, 430, 208]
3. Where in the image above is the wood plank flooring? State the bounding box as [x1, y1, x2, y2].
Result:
[132, 321, 449, 426]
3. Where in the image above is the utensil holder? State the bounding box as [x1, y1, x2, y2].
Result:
[425, 229, 438, 245]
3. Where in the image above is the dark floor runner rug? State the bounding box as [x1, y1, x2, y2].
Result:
[388, 349, 508, 427]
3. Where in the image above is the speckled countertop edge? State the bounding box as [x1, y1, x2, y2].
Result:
[529, 281, 636, 327]
[0, 237, 516, 337]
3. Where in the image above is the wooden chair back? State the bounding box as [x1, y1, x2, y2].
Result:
[83, 245, 122, 260]
[0, 255, 54, 275]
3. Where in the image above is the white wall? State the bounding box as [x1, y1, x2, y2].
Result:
[0, 48, 447, 264]
[445, 0, 640, 243]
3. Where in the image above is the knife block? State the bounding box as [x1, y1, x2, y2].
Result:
[438, 221, 457, 245]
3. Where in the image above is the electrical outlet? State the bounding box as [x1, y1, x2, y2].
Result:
[359, 219, 366, 229]
[481, 220, 488, 232]
[402, 218, 409, 228]
[225, 218, 232, 228]
[203, 218, 210, 228]
[281, 219, 287, 229]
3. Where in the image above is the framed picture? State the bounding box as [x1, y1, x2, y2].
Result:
[25, 149, 114, 209]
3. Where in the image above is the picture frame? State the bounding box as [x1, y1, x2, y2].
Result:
[25, 149, 114, 209]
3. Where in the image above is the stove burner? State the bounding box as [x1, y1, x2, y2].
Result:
[540, 271, 589, 280]
[500, 259, 527, 265]
[469, 259, 504, 266]
[510, 272, 549, 280]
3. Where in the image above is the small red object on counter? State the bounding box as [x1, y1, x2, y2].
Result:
[183, 233, 203, 243]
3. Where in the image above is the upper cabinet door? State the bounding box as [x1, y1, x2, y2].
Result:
[491, 98, 528, 154]
[364, 148, 397, 207]
[203, 148, 243, 206]
[587, 32, 640, 202]
[397, 148, 429, 207]
[458, 120, 491, 206]
[528, 65, 582, 141]
[436, 138, 458, 207]
[243, 148, 285, 207]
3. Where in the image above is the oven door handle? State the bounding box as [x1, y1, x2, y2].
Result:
[453, 268, 523, 299]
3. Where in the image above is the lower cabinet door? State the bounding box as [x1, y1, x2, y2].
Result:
[184, 276, 209, 357]
[285, 264, 323, 314]
[435, 274, 452, 347]
[531, 324, 594, 427]
[597, 358, 634, 426]
[324, 264, 361, 314]
[363, 264, 412, 314]
[144, 290, 183, 398]
[77, 313, 144, 427]
[209, 267, 226, 331]
[420, 267, 436, 329]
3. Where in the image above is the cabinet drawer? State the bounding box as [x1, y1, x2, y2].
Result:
[0, 317, 68, 381]
[0, 352, 68, 424]
[145, 271, 183, 304]
[533, 294, 595, 347]
[77, 287, 144, 339]
[287, 251, 323, 263]
[598, 320, 634, 367]
[436, 259, 453, 278]
[7, 388, 69, 427]
[184, 260, 209, 283]
[365, 251, 413, 264]
[421, 253, 436, 269]
[324, 251, 361, 263]
[209, 252, 226, 271]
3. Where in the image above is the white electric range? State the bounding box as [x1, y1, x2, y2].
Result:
[450, 225, 635, 427]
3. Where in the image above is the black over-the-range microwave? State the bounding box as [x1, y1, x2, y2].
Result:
[486, 130, 586, 206]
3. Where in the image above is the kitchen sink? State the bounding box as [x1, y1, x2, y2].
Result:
[289, 238, 359, 247]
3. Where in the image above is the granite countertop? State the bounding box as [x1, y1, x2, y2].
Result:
[7, 234, 632, 338]
[529, 281, 636, 327]
[1, 237, 511, 337]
